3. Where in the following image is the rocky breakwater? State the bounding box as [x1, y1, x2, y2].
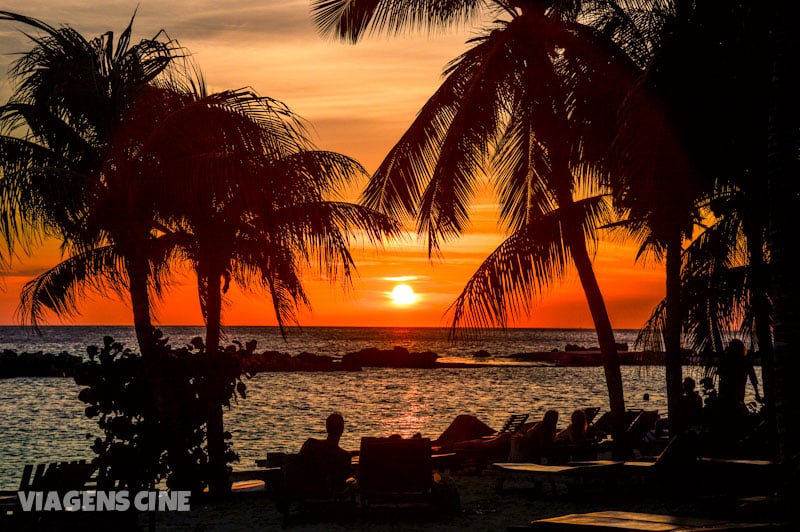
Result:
[3, 344, 458, 377]
[238, 350, 349, 373]
[341, 346, 439, 369]
[239, 346, 440, 374]
[0, 349, 83, 378]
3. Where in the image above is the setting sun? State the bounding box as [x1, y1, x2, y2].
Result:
[389, 284, 419, 306]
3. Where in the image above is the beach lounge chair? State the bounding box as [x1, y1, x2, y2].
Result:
[493, 434, 698, 495]
[491, 460, 624, 494]
[693, 457, 778, 497]
[592, 409, 650, 439]
[627, 410, 660, 447]
[1, 460, 94, 519]
[357, 436, 433, 508]
[508, 510, 783, 530]
[6, 460, 93, 493]
[612, 436, 776, 497]
[584, 407, 601, 426]
[273, 452, 356, 526]
[497, 413, 530, 435]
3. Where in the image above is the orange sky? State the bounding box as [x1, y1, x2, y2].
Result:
[0, 1, 665, 329]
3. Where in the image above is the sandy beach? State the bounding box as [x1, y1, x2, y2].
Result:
[141, 468, 783, 531]
[2, 458, 787, 531]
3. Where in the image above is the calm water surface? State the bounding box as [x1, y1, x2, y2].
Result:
[0, 326, 726, 490]
[0, 325, 641, 362]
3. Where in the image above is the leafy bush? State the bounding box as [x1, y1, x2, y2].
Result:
[74, 330, 248, 492]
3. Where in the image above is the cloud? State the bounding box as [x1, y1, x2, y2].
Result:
[0, 266, 48, 277]
[383, 275, 420, 282]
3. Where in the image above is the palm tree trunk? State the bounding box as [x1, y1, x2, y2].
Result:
[767, 0, 800, 503]
[127, 252, 191, 489]
[664, 233, 684, 435]
[567, 221, 627, 443]
[748, 227, 776, 456]
[201, 268, 229, 496]
[127, 256, 156, 357]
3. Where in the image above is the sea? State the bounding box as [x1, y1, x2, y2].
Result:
[0, 325, 736, 490]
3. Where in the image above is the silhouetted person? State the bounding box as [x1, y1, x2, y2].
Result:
[681, 377, 703, 427]
[525, 410, 559, 451]
[510, 409, 559, 462]
[298, 412, 352, 489]
[435, 414, 527, 464]
[718, 340, 761, 416]
[699, 376, 718, 409]
[555, 409, 593, 461]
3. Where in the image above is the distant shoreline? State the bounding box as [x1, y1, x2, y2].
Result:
[0, 345, 714, 379]
[0, 324, 640, 332]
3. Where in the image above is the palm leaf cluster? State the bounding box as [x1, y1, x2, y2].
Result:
[358, 5, 625, 331]
[0, 11, 180, 253]
[313, 0, 630, 431]
[637, 186, 760, 355]
[0, 12, 399, 348]
[1, 11, 401, 496]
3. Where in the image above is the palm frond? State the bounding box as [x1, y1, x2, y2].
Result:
[266, 150, 368, 202]
[361, 40, 478, 224]
[267, 201, 400, 282]
[17, 245, 127, 330]
[635, 298, 666, 352]
[448, 221, 569, 334]
[310, 0, 487, 43]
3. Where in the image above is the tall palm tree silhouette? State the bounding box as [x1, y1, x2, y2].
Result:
[312, 0, 637, 434]
[141, 83, 400, 492]
[0, 11, 184, 356]
[2, 12, 400, 493]
[599, 0, 773, 433]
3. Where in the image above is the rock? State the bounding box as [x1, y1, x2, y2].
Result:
[341, 347, 439, 369]
[240, 350, 357, 373]
[0, 350, 82, 378]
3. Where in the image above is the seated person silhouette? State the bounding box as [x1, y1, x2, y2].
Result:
[296, 412, 353, 495]
[432, 414, 517, 463]
[681, 376, 703, 428]
[554, 409, 594, 461]
[509, 410, 559, 462]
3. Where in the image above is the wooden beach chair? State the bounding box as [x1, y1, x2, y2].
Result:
[1, 460, 94, 518]
[491, 460, 624, 494]
[273, 452, 357, 527]
[508, 510, 783, 531]
[497, 413, 530, 435]
[693, 457, 778, 497]
[584, 407, 601, 426]
[9, 460, 93, 493]
[357, 436, 433, 508]
[493, 434, 697, 495]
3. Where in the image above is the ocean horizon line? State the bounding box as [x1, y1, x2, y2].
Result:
[0, 324, 640, 331]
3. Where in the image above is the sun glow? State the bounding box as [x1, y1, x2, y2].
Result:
[389, 284, 419, 306]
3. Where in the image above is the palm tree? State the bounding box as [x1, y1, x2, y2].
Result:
[636, 189, 768, 360]
[4, 18, 402, 490]
[0, 11, 184, 356]
[137, 85, 400, 492]
[143, 86, 400, 351]
[764, 0, 799, 470]
[599, 0, 774, 434]
[311, 0, 636, 436]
